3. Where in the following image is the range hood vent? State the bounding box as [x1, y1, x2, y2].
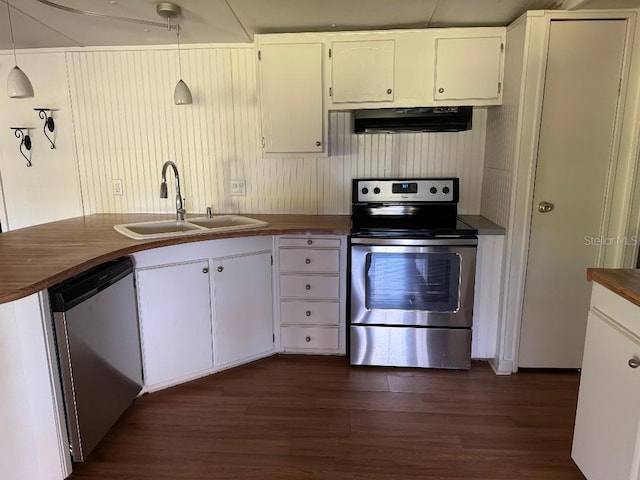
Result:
[353, 106, 473, 134]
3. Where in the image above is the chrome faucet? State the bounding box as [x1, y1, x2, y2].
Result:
[160, 161, 186, 221]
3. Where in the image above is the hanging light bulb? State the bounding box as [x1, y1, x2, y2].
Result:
[6, 0, 34, 98]
[173, 23, 192, 105]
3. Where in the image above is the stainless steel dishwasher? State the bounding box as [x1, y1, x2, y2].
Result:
[49, 256, 143, 462]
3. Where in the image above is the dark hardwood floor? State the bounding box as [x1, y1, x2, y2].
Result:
[71, 356, 586, 479]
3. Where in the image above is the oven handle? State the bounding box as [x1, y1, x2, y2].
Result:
[350, 237, 478, 247]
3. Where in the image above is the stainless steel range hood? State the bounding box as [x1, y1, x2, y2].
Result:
[353, 106, 473, 134]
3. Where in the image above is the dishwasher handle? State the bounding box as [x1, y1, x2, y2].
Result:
[49, 257, 134, 312]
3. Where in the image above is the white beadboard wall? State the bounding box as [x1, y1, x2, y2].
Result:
[66, 47, 487, 216]
[481, 19, 527, 227]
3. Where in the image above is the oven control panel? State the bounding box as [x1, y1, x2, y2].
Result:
[354, 178, 458, 203]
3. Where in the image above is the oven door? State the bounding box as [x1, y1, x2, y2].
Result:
[350, 238, 477, 328]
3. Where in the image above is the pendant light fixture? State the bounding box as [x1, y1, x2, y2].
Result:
[173, 24, 192, 105]
[6, 0, 34, 98]
[156, 3, 192, 105]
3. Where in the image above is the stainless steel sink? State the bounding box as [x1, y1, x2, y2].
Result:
[114, 215, 268, 240]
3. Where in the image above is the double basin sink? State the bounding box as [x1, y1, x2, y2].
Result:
[114, 215, 268, 240]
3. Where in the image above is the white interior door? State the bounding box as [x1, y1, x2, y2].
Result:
[518, 20, 626, 368]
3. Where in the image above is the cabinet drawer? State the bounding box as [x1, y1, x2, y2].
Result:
[281, 326, 339, 350]
[279, 237, 341, 248]
[591, 283, 640, 337]
[280, 300, 340, 325]
[279, 249, 339, 273]
[280, 275, 339, 299]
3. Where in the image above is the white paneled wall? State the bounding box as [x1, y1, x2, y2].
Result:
[481, 19, 527, 227]
[67, 46, 487, 216]
[0, 52, 83, 230]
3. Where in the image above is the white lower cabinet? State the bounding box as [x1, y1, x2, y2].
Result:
[212, 251, 274, 368]
[572, 283, 640, 479]
[136, 260, 213, 389]
[133, 237, 274, 391]
[276, 235, 346, 354]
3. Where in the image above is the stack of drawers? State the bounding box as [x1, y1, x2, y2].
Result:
[277, 236, 345, 354]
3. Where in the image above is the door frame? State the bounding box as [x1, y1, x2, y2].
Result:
[493, 10, 640, 374]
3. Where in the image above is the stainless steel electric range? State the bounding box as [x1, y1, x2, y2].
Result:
[349, 178, 477, 369]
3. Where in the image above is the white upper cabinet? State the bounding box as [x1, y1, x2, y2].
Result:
[330, 40, 395, 104]
[258, 42, 327, 156]
[255, 27, 505, 154]
[434, 35, 504, 102]
[328, 32, 431, 109]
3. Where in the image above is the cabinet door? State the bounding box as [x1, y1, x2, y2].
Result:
[572, 311, 640, 480]
[212, 252, 273, 368]
[259, 43, 325, 154]
[434, 36, 503, 101]
[331, 40, 395, 103]
[136, 261, 213, 388]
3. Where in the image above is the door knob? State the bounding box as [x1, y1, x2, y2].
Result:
[537, 201, 555, 213]
[217, 266, 224, 272]
[629, 357, 640, 369]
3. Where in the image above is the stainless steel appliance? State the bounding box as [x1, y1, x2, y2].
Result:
[49, 257, 143, 462]
[350, 178, 477, 369]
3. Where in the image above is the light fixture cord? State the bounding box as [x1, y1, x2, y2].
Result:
[176, 23, 183, 79]
[6, 0, 18, 65]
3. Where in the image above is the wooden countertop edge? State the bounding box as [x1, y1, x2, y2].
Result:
[587, 268, 640, 308]
[0, 214, 350, 305]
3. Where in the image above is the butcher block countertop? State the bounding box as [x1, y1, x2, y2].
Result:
[0, 213, 351, 305]
[587, 268, 640, 308]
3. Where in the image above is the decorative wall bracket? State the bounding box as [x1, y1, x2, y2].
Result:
[35, 108, 56, 149]
[10, 127, 32, 167]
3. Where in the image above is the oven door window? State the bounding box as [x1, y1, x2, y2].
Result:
[365, 252, 460, 312]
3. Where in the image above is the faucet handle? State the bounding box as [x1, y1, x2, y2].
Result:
[206, 206, 212, 218]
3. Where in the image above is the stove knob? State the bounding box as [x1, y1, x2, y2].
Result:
[430, 187, 438, 194]
[373, 187, 381, 194]
[361, 187, 369, 195]
[442, 186, 450, 194]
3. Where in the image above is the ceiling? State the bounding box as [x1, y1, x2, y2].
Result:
[1, 0, 640, 50]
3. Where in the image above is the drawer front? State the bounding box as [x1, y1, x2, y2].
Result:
[279, 249, 339, 273]
[591, 283, 640, 337]
[279, 237, 341, 248]
[280, 275, 340, 299]
[280, 300, 340, 325]
[281, 326, 339, 350]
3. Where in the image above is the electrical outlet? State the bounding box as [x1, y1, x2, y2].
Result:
[112, 179, 123, 196]
[230, 179, 246, 196]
